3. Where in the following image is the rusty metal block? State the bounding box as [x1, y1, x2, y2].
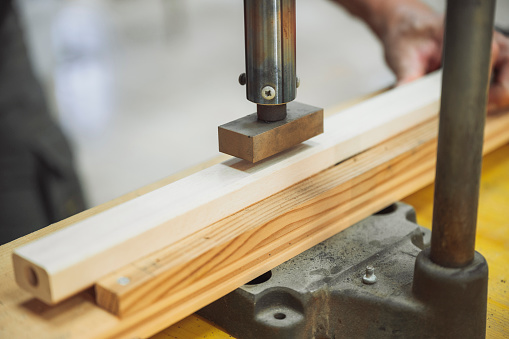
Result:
[218, 102, 323, 162]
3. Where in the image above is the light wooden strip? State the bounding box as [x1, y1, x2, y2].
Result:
[95, 116, 439, 316]
[12, 72, 442, 304]
[1, 94, 507, 339]
[0, 90, 383, 339]
[94, 109, 509, 337]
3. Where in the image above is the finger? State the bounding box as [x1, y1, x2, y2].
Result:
[392, 49, 428, 86]
[491, 38, 500, 71]
[488, 83, 509, 113]
[426, 42, 443, 72]
[488, 56, 509, 113]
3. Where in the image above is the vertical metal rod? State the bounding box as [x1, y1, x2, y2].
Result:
[244, 0, 296, 105]
[430, 0, 496, 268]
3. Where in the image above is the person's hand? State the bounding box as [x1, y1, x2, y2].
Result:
[377, 2, 443, 86]
[377, 1, 509, 114]
[335, 0, 509, 113]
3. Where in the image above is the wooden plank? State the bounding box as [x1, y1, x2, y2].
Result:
[0, 89, 381, 339]
[13, 73, 442, 304]
[0, 157, 232, 339]
[95, 116, 439, 316]
[93, 109, 509, 325]
[157, 143, 509, 339]
[0, 99, 507, 339]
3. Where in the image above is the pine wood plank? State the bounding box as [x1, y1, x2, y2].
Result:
[93, 110, 509, 326]
[0, 157, 231, 339]
[0, 89, 508, 339]
[0, 83, 380, 339]
[156, 141, 509, 339]
[94, 116, 439, 316]
[12, 73, 442, 305]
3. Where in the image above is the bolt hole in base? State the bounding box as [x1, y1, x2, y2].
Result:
[27, 267, 38, 287]
[375, 203, 397, 215]
[274, 312, 286, 320]
[246, 270, 272, 285]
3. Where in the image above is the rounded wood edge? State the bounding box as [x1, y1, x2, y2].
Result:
[12, 252, 53, 305]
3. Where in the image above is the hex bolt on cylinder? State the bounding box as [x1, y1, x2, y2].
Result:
[413, 0, 495, 337]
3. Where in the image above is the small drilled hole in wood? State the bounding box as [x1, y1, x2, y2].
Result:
[27, 267, 38, 287]
[274, 313, 286, 320]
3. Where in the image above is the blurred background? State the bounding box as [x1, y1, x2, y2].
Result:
[9, 0, 509, 208]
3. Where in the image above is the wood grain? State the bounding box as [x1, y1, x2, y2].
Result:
[94, 109, 509, 325]
[0, 89, 507, 339]
[157, 142, 509, 339]
[13, 73, 442, 304]
[0, 82, 379, 339]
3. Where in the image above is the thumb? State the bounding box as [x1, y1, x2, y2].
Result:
[396, 66, 427, 86]
[391, 50, 428, 86]
[491, 38, 500, 70]
[488, 58, 509, 113]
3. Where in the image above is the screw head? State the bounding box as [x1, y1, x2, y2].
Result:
[296, 77, 300, 88]
[238, 73, 246, 86]
[261, 86, 276, 100]
[117, 276, 130, 286]
[362, 265, 377, 285]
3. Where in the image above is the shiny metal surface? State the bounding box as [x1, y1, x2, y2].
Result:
[362, 265, 377, 285]
[430, 0, 496, 268]
[261, 86, 276, 100]
[218, 102, 322, 163]
[244, 0, 296, 105]
[199, 203, 486, 339]
[257, 104, 287, 122]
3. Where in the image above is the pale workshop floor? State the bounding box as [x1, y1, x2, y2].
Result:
[14, 0, 509, 338]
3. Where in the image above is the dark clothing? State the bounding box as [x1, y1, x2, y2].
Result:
[0, 3, 85, 245]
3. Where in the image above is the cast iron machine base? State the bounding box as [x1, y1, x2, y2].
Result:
[198, 202, 488, 338]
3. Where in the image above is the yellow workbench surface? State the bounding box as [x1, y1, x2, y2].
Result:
[154, 143, 509, 339]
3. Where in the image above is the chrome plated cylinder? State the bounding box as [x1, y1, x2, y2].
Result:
[430, 0, 496, 268]
[244, 0, 297, 105]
